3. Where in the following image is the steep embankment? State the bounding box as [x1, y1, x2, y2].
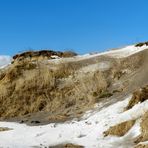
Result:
[0, 42, 148, 147]
[0, 44, 148, 124]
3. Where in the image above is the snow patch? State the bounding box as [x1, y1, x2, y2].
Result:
[0, 95, 148, 147]
[0, 97, 129, 148]
[107, 45, 148, 58]
[49, 45, 148, 64]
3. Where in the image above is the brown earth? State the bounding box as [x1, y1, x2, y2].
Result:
[12, 50, 77, 63]
[49, 143, 84, 148]
[0, 58, 109, 123]
[104, 120, 135, 137]
[135, 112, 148, 144]
[0, 127, 12, 132]
[126, 85, 148, 110]
[135, 144, 148, 148]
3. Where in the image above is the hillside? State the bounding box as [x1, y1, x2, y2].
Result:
[0, 43, 148, 148]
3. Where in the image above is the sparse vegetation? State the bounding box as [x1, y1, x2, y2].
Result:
[0, 127, 12, 132]
[135, 111, 148, 144]
[104, 120, 135, 137]
[50, 143, 84, 148]
[99, 91, 113, 98]
[0, 43, 148, 147]
[0, 46, 147, 125]
[135, 42, 148, 47]
[126, 85, 148, 110]
[0, 57, 109, 121]
[112, 89, 121, 93]
[12, 50, 77, 63]
[135, 144, 148, 148]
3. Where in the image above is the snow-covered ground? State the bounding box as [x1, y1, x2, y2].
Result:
[79, 45, 148, 59]
[107, 45, 148, 58]
[0, 55, 12, 69]
[0, 44, 147, 147]
[0, 95, 147, 148]
[50, 44, 148, 64]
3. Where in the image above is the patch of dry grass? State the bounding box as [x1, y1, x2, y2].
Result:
[13, 50, 77, 64]
[0, 127, 12, 132]
[0, 46, 146, 124]
[135, 144, 148, 148]
[50, 143, 84, 148]
[126, 85, 148, 110]
[135, 112, 148, 144]
[0, 59, 109, 121]
[104, 120, 135, 137]
[1, 48, 146, 122]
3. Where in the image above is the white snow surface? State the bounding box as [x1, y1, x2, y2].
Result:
[0, 44, 148, 147]
[0, 55, 12, 68]
[50, 45, 148, 64]
[80, 45, 148, 59]
[106, 45, 148, 58]
[0, 95, 147, 148]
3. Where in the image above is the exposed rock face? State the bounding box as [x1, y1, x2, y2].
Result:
[135, 144, 148, 148]
[0, 127, 12, 132]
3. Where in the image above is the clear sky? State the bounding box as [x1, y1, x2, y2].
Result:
[0, 0, 148, 56]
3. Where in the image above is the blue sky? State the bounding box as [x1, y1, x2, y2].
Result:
[0, 0, 148, 56]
